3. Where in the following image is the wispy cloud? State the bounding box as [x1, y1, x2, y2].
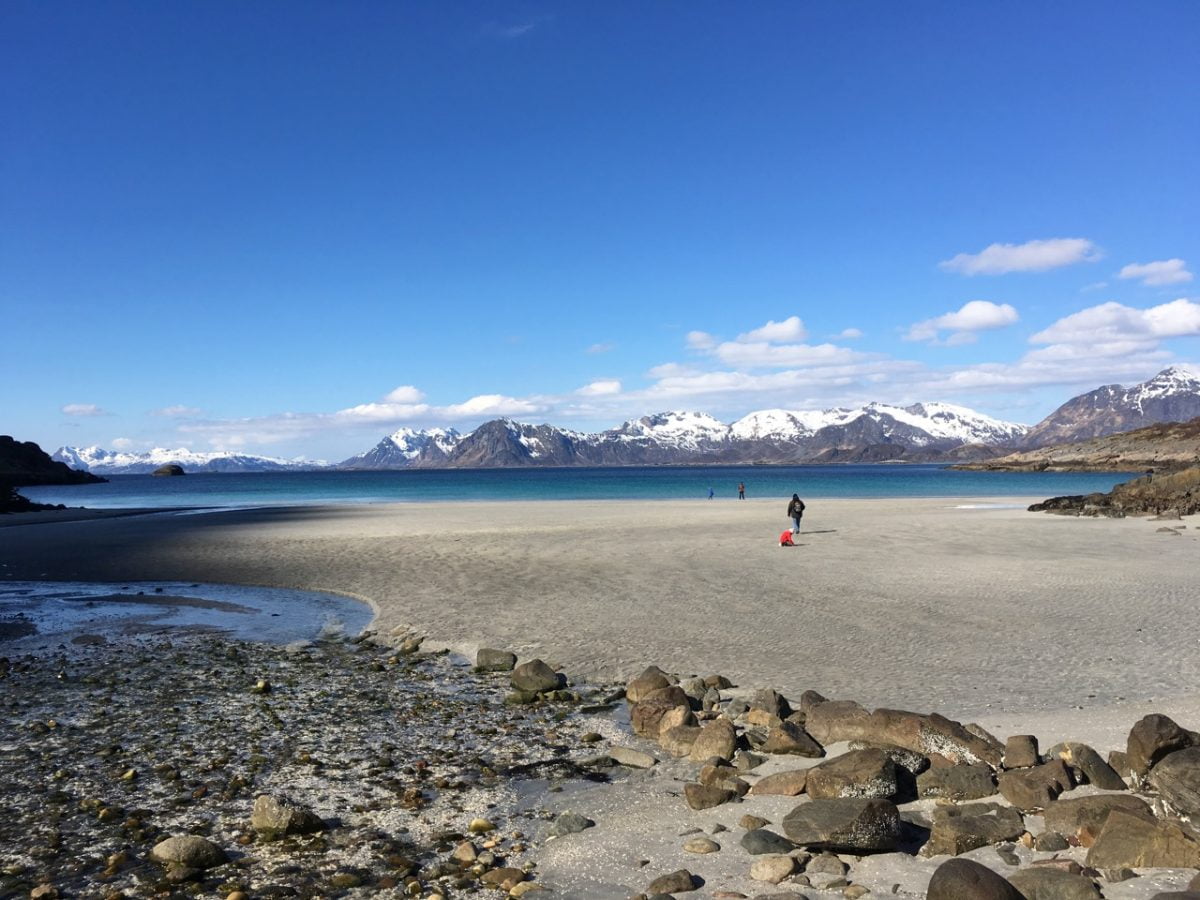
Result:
[835, 327, 864, 339]
[577, 379, 621, 396]
[939, 238, 1102, 275]
[905, 300, 1020, 345]
[586, 342, 615, 355]
[482, 20, 541, 40]
[61, 403, 109, 417]
[1118, 258, 1193, 287]
[151, 405, 203, 418]
[736, 316, 806, 343]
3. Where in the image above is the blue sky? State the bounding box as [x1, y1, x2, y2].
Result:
[3, 2, 1198, 460]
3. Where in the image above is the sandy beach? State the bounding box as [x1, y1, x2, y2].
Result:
[2, 497, 1197, 719]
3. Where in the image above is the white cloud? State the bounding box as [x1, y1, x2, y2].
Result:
[586, 342, 615, 354]
[441, 394, 545, 418]
[1118, 259, 1193, 287]
[836, 328, 864, 339]
[686, 330, 717, 350]
[712, 340, 864, 368]
[383, 385, 426, 404]
[111, 437, 134, 450]
[646, 362, 699, 379]
[737, 316, 807, 343]
[577, 379, 622, 396]
[905, 300, 1020, 343]
[1030, 298, 1200, 345]
[62, 403, 108, 417]
[939, 238, 1101, 275]
[152, 405, 203, 418]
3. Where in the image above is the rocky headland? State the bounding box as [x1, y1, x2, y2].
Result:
[0, 436, 104, 513]
[1030, 466, 1200, 518]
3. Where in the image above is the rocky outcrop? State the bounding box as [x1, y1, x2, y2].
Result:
[1029, 466, 1200, 517]
[151, 463, 186, 477]
[1, 435, 105, 512]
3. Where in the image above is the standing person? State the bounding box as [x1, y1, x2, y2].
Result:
[787, 493, 806, 534]
[708, 486, 715, 500]
[737, 482, 746, 500]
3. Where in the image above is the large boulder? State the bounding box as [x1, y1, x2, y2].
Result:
[1085, 809, 1200, 868]
[1149, 746, 1200, 820]
[659, 724, 702, 756]
[781, 798, 901, 852]
[758, 721, 824, 757]
[1127, 714, 1195, 779]
[924, 803, 1024, 857]
[152, 463, 186, 477]
[927, 858, 1023, 900]
[689, 717, 738, 762]
[996, 760, 1072, 811]
[149, 835, 228, 869]
[1003, 735, 1040, 769]
[917, 763, 997, 801]
[1049, 741, 1127, 790]
[1007, 867, 1102, 900]
[805, 748, 898, 800]
[1041, 794, 1153, 842]
[510, 659, 561, 693]
[476, 648, 517, 672]
[804, 701, 1002, 767]
[251, 794, 325, 837]
[631, 686, 692, 737]
[626, 666, 673, 702]
[748, 769, 808, 796]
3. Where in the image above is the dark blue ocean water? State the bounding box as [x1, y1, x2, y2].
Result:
[18, 465, 1138, 509]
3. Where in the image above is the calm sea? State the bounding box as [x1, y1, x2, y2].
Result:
[18, 465, 1137, 510]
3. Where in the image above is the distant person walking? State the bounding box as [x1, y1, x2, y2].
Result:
[737, 482, 746, 500]
[708, 486, 715, 500]
[787, 493, 806, 534]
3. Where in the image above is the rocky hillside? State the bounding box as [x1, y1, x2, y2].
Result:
[1019, 365, 1200, 448]
[1029, 466, 1200, 517]
[955, 417, 1200, 472]
[1, 435, 105, 512]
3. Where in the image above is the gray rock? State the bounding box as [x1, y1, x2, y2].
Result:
[917, 763, 997, 801]
[251, 794, 325, 837]
[150, 835, 228, 870]
[925, 803, 1024, 857]
[804, 852, 846, 876]
[927, 858, 1023, 900]
[609, 746, 658, 769]
[547, 811, 595, 838]
[1003, 735, 1039, 769]
[1034, 831, 1070, 851]
[805, 748, 898, 800]
[848, 740, 929, 774]
[1047, 741, 1127, 790]
[1008, 867, 1102, 899]
[647, 869, 698, 894]
[510, 658, 562, 693]
[997, 760, 1072, 811]
[683, 836, 720, 853]
[1041, 794, 1152, 841]
[740, 829, 796, 855]
[1085, 808, 1200, 868]
[749, 854, 797, 884]
[476, 648, 517, 671]
[781, 798, 901, 852]
[752, 688, 793, 720]
[1149, 745, 1200, 819]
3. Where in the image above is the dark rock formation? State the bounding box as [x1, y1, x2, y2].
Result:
[151, 463, 186, 477]
[0, 435, 104, 512]
[1029, 466, 1200, 517]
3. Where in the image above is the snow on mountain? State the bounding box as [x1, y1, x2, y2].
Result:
[605, 411, 733, 448]
[53, 446, 328, 475]
[1125, 365, 1200, 407]
[386, 427, 461, 460]
[730, 403, 1027, 446]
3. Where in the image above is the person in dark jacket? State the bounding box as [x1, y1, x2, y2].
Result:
[787, 494, 806, 534]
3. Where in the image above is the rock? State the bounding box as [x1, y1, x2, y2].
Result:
[781, 798, 901, 852]
[632, 687, 693, 737]
[1085, 809, 1200, 868]
[1049, 742, 1127, 790]
[759, 721, 824, 757]
[547, 811, 594, 838]
[740, 829, 796, 855]
[152, 463, 186, 477]
[683, 836, 720, 853]
[480, 867, 525, 889]
[996, 760, 1072, 811]
[749, 769, 809, 796]
[1099, 867, 1136, 882]
[1149, 746, 1200, 819]
[1007, 867, 1102, 899]
[451, 840, 477, 863]
[1041, 794, 1152, 841]
[805, 749, 898, 800]
[510, 659, 561, 693]
[690, 718, 738, 762]
[469, 817, 496, 834]
[685, 783, 736, 810]
[150, 835, 228, 869]
[1004, 735, 1040, 769]
[750, 855, 797, 884]
[1034, 831, 1070, 851]
[1127, 714, 1195, 778]
[1108, 749, 1132, 777]
[609, 746, 658, 769]
[648, 869, 698, 894]
[660, 724, 703, 756]
[475, 648, 517, 672]
[805, 852, 847, 876]
[735, 751, 767, 771]
[925, 803, 1025, 857]
[927, 858, 1024, 900]
[849, 741, 930, 775]
[917, 763, 997, 801]
[627, 667, 673, 702]
[804, 702, 1002, 767]
[251, 794, 325, 837]
[844, 887, 870, 900]
[752, 689, 794, 720]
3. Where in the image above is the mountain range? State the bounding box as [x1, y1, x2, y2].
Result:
[53, 366, 1200, 474]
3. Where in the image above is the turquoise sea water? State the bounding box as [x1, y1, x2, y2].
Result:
[18, 465, 1138, 509]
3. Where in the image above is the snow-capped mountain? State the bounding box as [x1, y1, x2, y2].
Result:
[341, 427, 461, 469]
[52, 446, 329, 475]
[341, 402, 1031, 469]
[1020, 366, 1200, 448]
